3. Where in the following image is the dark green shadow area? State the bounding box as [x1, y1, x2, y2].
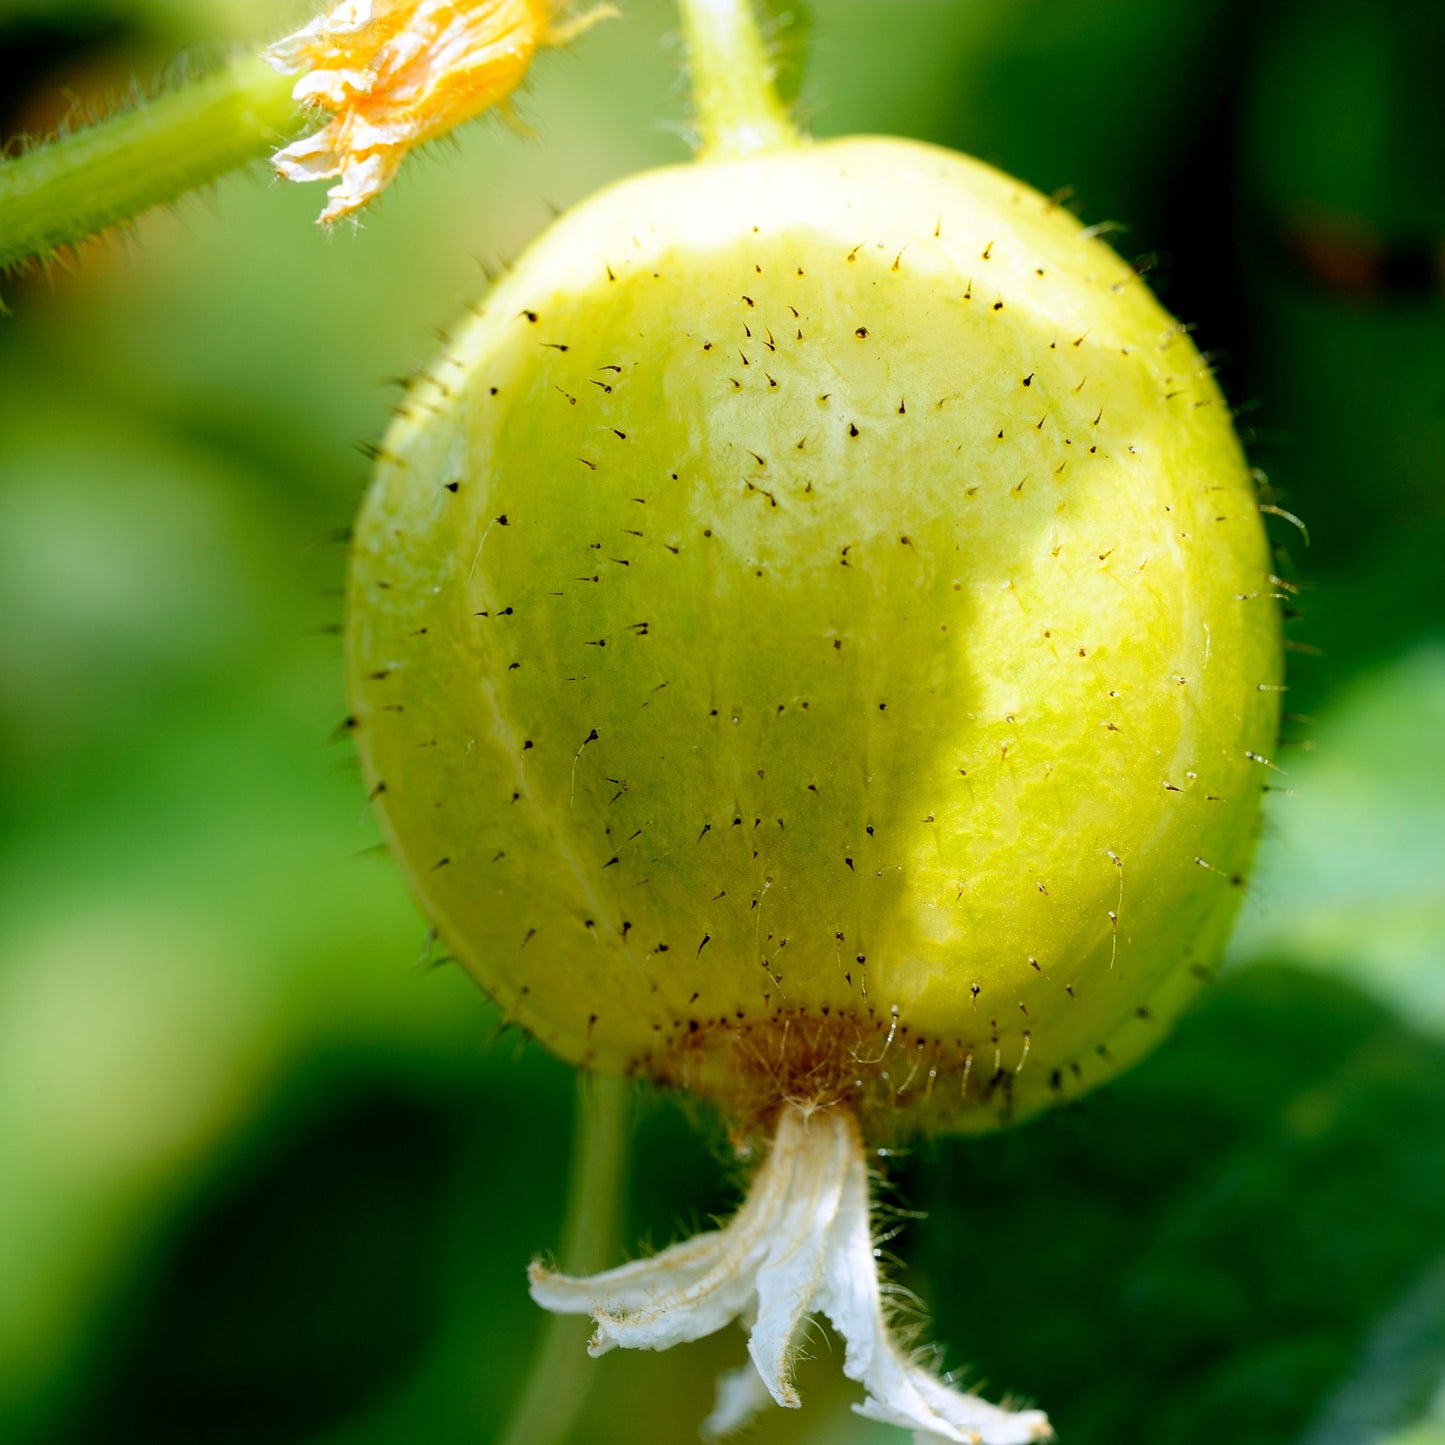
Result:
[28, 965, 1445, 1445]
[908, 964, 1445, 1445]
[30, 1049, 731, 1445]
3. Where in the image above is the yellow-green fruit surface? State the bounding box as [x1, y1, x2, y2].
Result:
[348, 136, 1281, 1134]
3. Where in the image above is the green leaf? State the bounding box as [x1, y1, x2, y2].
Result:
[1230, 645, 1445, 1039]
[910, 965, 1445, 1445]
[1300, 1250, 1445, 1445]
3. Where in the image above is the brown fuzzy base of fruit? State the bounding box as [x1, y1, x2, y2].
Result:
[636, 1007, 1030, 1141]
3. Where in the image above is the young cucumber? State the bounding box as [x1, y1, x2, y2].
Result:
[350, 137, 1279, 1133]
[348, 133, 1281, 1443]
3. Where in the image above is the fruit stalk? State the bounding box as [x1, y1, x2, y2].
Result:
[678, 0, 799, 158]
[0, 54, 303, 275]
[499, 1073, 631, 1445]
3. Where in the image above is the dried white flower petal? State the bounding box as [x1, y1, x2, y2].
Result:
[530, 1103, 1053, 1444]
[266, 0, 614, 223]
[701, 1354, 776, 1440]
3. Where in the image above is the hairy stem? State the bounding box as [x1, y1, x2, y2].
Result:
[497, 1073, 631, 1445]
[677, 0, 800, 159]
[0, 53, 305, 273]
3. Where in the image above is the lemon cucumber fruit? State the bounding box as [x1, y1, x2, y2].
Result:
[348, 137, 1279, 1134]
[345, 7, 1280, 1436]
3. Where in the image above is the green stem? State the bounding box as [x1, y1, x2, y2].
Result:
[677, 0, 800, 159]
[497, 1073, 631, 1445]
[0, 53, 305, 273]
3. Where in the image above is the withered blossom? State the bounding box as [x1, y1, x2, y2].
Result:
[267, 0, 613, 223]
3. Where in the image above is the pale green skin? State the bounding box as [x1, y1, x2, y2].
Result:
[348, 137, 1280, 1133]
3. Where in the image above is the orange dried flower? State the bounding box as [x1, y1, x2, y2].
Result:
[267, 0, 613, 223]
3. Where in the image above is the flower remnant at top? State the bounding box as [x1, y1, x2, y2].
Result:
[267, 0, 615, 223]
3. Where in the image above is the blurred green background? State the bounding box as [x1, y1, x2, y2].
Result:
[2, 1, 1444, 1442]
